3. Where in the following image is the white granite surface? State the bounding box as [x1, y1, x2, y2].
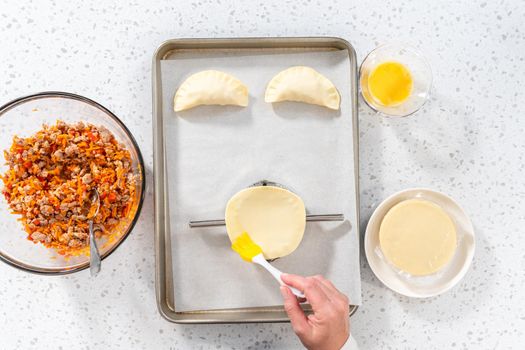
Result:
[0, 0, 524, 349]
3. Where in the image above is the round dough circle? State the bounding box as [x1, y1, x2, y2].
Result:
[225, 186, 306, 259]
[379, 199, 457, 276]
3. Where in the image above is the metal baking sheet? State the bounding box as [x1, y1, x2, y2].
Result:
[153, 37, 360, 323]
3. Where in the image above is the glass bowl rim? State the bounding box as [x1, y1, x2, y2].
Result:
[0, 91, 146, 275]
[359, 43, 433, 118]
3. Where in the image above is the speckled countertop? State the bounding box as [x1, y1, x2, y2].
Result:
[1, 1, 524, 349]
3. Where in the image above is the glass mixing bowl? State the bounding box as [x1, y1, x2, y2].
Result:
[360, 43, 432, 117]
[0, 92, 145, 274]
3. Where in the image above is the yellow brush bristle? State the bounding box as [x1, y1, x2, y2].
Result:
[231, 232, 263, 262]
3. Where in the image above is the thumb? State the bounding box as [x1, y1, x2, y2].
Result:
[280, 286, 309, 336]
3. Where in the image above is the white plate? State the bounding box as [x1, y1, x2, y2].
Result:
[364, 188, 475, 298]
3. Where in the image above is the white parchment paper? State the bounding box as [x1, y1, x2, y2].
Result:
[160, 48, 361, 311]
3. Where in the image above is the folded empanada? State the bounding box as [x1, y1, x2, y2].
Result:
[174, 70, 249, 112]
[265, 66, 340, 110]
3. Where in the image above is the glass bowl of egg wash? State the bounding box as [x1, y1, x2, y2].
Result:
[360, 43, 432, 117]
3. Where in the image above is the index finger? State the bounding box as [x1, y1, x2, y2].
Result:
[281, 274, 330, 311]
[281, 273, 308, 290]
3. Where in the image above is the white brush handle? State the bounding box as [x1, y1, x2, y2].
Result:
[252, 254, 305, 298]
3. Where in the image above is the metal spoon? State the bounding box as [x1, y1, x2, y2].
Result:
[87, 189, 101, 277]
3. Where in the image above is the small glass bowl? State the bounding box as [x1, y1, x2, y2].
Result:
[0, 92, 145, 274]
[360, 43, 432, 117]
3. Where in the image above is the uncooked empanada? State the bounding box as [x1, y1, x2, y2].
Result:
[174, 70, 249, 112]
[265, 66, 340, 110]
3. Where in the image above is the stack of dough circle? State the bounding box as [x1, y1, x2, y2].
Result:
[379, 199, 457, 276]
[225, 186, 306, 260]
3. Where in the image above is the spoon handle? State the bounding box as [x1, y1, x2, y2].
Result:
[89, 220, 101, 277]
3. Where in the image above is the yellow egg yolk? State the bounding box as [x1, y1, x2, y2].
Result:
[368, 61, 413, 107]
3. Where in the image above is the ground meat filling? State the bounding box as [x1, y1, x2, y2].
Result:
[1, 121, 137, 255]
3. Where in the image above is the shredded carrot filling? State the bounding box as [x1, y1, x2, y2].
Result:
[1, 120, 137, 256]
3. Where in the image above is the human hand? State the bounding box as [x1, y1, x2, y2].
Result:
[280, 274, 350, 350]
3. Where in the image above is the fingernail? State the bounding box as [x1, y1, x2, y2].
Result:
[279, 286, 288, 298]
